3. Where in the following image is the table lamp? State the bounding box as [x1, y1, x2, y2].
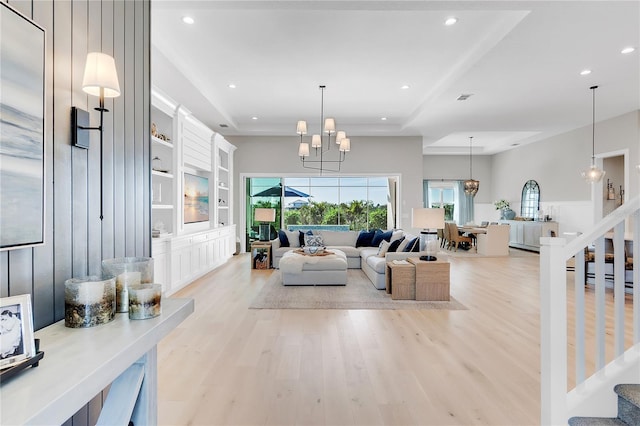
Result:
[412, 208, 445, 261]
[255, 208, 276, 241]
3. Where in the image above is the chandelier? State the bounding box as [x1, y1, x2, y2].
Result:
[581, 85, 606, 183]
[463, 136, 480, 196]
[297, 85, 350, 174]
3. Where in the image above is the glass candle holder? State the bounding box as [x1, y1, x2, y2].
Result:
[101, 257, 154, 313]
[65, 276, 116, 328]
[128, 284, 162, 320]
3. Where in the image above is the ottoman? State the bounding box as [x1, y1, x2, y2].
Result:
[280, 249, 348, 286]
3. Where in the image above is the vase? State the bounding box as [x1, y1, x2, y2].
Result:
[502, 208, 516, 220]
[102, 257, 154, 313]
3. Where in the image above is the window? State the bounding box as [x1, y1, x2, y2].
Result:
[427, 181, 455, 221]
[521, 180, 540, 219]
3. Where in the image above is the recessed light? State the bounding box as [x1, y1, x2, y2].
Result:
[228, 84, 236, 89]
[251, 116, 258, 120]
[182, 16, 194, 24]
[580, 69, 592, 76]
[444, 17, 458, 26]
[381, 117, 387, 121]
[401, 85, 410, 90]
[621, 46, 635, 54]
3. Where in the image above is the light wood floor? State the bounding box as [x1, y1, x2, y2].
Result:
[157, 252, 635, 426]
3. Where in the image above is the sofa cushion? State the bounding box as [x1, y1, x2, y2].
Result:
[328, 246, 361, 258]
[388, 237, 404, 252]
[391, 229, 404, 242]
[319, 230, 358, 247]
[371, 229, 393, 247]
[356, 230, 375, 247]
[278, 230, 290, 247]
[366, 254, 387, 274]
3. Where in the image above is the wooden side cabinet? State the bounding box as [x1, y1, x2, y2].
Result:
[408, 258, 451, 301]
[251, 242, 272, 269]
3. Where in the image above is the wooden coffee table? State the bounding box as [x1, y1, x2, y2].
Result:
[408, 257, 450, 301]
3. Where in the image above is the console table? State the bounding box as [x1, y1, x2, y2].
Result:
[0, 298, 194, 425]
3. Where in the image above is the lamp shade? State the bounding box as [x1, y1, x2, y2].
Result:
[298, 142, 309, 157]
[324, 118, 336, 134]
[411, 208, 445, 230]
[311, 134, 322, 148]
[296, 120, 307, 135]
[254, 208, 276, 222]
[82, 52, 121, 98]
[336, 130, 346, 145]
[339, 137, 350, 152]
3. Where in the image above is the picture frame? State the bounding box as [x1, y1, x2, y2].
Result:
[0, 294, 36, 370]
[0, 2, 46, 251]
[183, 172, 210, 224]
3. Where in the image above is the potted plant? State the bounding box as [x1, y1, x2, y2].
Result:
[494, 199, 515, 220]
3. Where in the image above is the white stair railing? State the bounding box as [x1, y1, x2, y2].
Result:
[540, 195, 640, 425]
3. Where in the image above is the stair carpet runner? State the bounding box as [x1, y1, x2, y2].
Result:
[568, 384, 640, 425]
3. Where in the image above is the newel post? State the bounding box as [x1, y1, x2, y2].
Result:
[540, 236, 568, 425]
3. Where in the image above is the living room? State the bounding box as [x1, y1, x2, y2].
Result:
[1, 1, 638, 425]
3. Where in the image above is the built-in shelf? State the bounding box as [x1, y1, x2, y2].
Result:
[152, 204, 173, 210]
[151, 135, 173, 149]
[218, 185, 228, 191]
[152, 170, 174, 179]
[218, 166, 229, 173]
[218, 206, 229, 209]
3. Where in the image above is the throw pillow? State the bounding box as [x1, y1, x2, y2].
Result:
[388, 236, 404, 252]
[396, 235, 413, 252]
[377, 240, 391, 257]
[299, 230, 312, 247]
[283, 230, 300, 248]
[278, 230, 290, 247]
[305, 234, 324, 247]
[403, 237, 419, 252]
[355, 230, 375, 247]
[371, 229, 393, 247]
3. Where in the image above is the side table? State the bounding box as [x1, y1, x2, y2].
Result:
[385, 261, 416, 300]
[408, 257, 450, 301]
[251, 241, 272, 269]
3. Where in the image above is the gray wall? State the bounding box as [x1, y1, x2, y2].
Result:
[227, 135, 424, 232]
[1, 0, 151, 331]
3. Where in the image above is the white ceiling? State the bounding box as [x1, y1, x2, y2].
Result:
[151, 1, 640, 155]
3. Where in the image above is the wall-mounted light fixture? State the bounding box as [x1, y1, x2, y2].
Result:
[72, 52, 121, 220]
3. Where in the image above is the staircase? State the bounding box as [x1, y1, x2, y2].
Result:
[569, 384, 640, 425]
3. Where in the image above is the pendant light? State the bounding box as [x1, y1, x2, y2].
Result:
[463, 136, 480, 196]
[581, 85, 606, 183]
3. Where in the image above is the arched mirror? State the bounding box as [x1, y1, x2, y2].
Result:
[521, 180, 540, 219]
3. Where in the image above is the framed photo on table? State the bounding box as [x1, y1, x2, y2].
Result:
[0, 294, 36, 370]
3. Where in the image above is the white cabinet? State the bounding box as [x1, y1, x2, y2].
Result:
[501, 220, 558, 252]
[150, 87, 237, 296]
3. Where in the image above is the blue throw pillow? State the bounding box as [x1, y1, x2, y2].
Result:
[356, 230, 375, 247]
[278, 230, 289, 247]
[403, 237, 419, 252]
[388, 237, 404, 252]
[371, 229, 393, 247]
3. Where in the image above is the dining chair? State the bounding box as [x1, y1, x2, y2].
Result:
[442, 222, 450, 249]
[448, 223, 472, 251]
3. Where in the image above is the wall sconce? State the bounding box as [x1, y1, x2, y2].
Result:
[72, 52, 121, 220]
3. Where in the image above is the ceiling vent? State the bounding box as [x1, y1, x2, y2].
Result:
[456, 94, 473, 101]
[219, 124, 229, 128]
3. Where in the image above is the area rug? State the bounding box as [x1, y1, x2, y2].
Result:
[249, 270, 467, 310]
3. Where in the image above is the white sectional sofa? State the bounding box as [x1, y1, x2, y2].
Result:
[270, 229, 426, 289]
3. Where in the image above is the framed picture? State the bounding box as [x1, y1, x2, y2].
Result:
[0, 294, 36, 370]
[184, 173, 209, 224]
[0, 2, 46, 251]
